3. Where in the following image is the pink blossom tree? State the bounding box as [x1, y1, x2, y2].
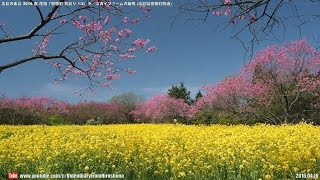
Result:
[243, 39, 320, 123]
[196, 39, 320, 124]
[131, 95, 193, 123]
[0, 1, 156, 94]
[0, 96, 69, 124]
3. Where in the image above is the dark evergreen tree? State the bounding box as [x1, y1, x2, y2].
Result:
[195, 91, 203, 102]
[168, 82, 192, 105]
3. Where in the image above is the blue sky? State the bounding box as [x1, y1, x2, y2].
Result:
[0, 1, 319, 103]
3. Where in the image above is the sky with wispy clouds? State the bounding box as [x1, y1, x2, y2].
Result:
[0, 1, 319, 103]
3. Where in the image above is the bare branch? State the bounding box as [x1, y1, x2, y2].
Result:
[0, 0, 65, 44]
[0, 55, 61, 73]
[29, 0, 44, 21]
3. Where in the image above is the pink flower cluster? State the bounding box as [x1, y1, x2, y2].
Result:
[0, 96, 69, 115]
[243, 39, 320, 84]
[119, 53, 135, 59]
[131, 95, 193, 122]
[118, 29, 132, 38]
[147, 46, 157, 53]
[195, 74, 271, 113]
[34, 34, 51, 55]
[195, 39, 320, 115]
[45, 14, 158, 90]
[132, 38, 151, 48]
[211, 1, 259, 25]
[224, 0, 232, 4]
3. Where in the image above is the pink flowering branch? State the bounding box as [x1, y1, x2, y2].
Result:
[0, 0, 157, 95]
[176, 0, 320, 55]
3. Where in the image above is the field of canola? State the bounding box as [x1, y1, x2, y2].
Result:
[1, 124, 320, 179]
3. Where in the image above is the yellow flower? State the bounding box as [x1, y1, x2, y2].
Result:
[1, 123, 319, 179]
[265, 175, 271, 180]
[84, 165, 90, 171]
[46, 156, 52, 161]
[178, 171, 186, 177]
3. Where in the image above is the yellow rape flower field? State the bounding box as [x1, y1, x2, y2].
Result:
[1, 124, 320, 179]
